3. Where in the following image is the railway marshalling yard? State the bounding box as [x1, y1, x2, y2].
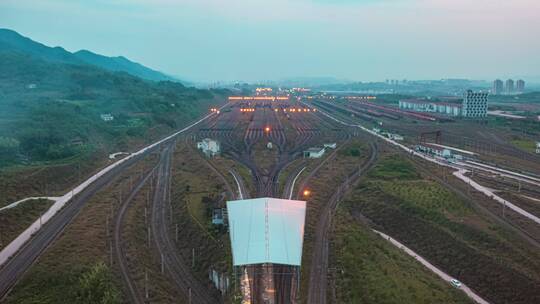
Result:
[1, 96, 540, 304]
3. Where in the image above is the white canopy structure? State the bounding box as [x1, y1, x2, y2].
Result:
[227, 197, 306, 266]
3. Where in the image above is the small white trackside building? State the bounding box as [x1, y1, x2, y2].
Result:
[197, 138, 220, 157]
[303, 147, 325, 159]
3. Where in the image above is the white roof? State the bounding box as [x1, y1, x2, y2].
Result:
[227, 197, 306, 266]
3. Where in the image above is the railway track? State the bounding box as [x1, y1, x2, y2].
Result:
[314, 98, 540, 169]
[194, 101, 351, 303]
[407, 154, 540, 249]
[471, 172, 540, 200]
[0, 145, 160, 301]
[112, 158, 159, 304]
[149, 143, 220, 304]
[306, 142, 378, 304]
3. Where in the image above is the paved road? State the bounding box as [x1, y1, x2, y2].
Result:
[373, 230, 490, 304]
[0, 153, 146, 300]
[453, 169, 540, 225]
[0, 197, 60, 212]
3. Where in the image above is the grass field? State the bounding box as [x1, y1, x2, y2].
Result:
[330, 208, 472, 304]
[2, 152, 161, 303]
[298, 138, 370, 302]
[510, 138, 537, 153]
[0, 199, 54, 251]
[342, 154, 540, 304]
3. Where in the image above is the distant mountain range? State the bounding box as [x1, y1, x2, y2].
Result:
[0, 28, 178, 82]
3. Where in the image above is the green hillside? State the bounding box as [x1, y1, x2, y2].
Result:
[0, 28, 178, 82]
[0, 51, 226, 167]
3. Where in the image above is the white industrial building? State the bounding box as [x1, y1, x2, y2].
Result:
[462, 90, 488, 118]
[197, 138, 220, 157]
[399, 99, 462, 117]
[536, 142, 540, 154]
[415, 144, 452, 158]
[399, 91, 488, 119]
[100, 113, 114, 121]
[386, 133, 404, 141]
[324, 143, 337, 149]
[303, 147, 325, 158]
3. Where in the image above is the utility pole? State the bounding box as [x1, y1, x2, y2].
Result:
[161, 253, 164, 274]
[147, 227, 151, 247]
[109, 239, 113, 266]
[192, 248, 195, 268]
[145, 269, 149, 300]
[169, 203, 173, 223]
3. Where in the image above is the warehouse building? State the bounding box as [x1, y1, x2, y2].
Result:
[399, 99, 462, 117]
[399, 90, 488, 118]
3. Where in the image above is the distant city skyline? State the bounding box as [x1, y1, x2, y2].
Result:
[1, 0, 539, 83]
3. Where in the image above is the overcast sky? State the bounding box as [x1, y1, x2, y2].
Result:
[1, 0, 539, 82]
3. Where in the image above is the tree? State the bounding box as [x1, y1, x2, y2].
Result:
[76, 262, 121, 304]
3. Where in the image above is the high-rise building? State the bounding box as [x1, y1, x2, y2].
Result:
[505, 79, 514, 93]
[516, 79, 525, 93]
[462, 90, 488, 118]
[492, 79, 503, 95]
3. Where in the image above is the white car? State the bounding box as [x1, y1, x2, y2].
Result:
[451, 279, 462, 288]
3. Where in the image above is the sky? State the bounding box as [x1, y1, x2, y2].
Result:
[1, 0, 539, 83]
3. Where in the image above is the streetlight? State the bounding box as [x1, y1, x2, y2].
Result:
[303, 189, 311, 197]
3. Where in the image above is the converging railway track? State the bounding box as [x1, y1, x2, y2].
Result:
[301, 141, 379, 304]
[0, 109, 223, 301]
[0, 100, 361, 304]
[149, 143, 221, 304]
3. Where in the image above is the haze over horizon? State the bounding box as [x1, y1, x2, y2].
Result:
[1, 0, 539, 83]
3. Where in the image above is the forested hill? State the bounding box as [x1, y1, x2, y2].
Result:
[0, 49, 227, 167]
[0, 28, 178, 82]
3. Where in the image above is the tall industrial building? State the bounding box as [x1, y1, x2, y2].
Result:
[492, 79, 504, 95]
[516, 79, 525, 93]
[505, 79, 514, 94]
[462, 90, 488, 118]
